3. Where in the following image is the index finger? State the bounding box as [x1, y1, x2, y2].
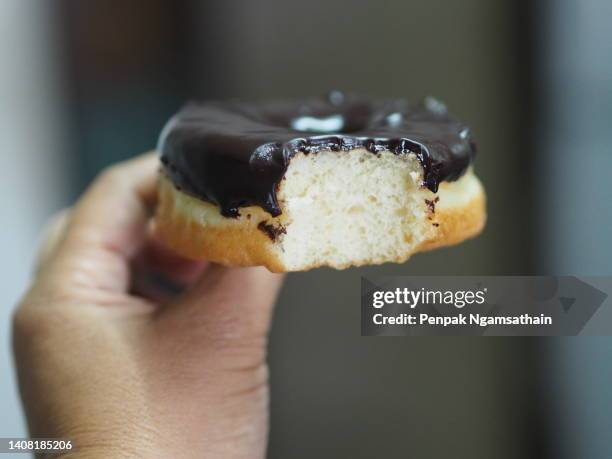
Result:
[35, 153, 160, 295]
[66, 153, 159, 259]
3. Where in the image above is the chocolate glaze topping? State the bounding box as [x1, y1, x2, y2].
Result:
[159, 91, 476, 217]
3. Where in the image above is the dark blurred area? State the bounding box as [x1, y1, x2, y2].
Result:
[2, 0, 612, 457]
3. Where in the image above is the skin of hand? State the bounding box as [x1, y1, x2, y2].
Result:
[12, 154, 284, 459]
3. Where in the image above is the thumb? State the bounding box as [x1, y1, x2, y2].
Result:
[145, 265, 283, 458]
[158, 265, 284, 345]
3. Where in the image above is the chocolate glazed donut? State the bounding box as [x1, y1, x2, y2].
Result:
[158, 91, 476, 218]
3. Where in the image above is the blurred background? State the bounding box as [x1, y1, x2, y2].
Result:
[1, 0, 611, 457]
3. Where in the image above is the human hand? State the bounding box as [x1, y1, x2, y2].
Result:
[12, 154, 284, 458]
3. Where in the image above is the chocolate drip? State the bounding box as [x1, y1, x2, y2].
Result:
[159, 92, 476, 217]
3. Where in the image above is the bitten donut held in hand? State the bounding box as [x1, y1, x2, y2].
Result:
[155, 92, 486, 272]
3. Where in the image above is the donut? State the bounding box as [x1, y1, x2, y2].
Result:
[154, 92, 486, 272]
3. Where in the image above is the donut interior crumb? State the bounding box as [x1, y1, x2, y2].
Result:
[273, 148, 433, 270]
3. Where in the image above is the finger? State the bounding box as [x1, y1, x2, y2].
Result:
[66, 153, 158, 258]
[160, 265, 285, 342]
[35, 208, 71, 275]
[130, 237, 209, 302]
[135, 237, 209, 285]
[41, 153, 159, 293]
